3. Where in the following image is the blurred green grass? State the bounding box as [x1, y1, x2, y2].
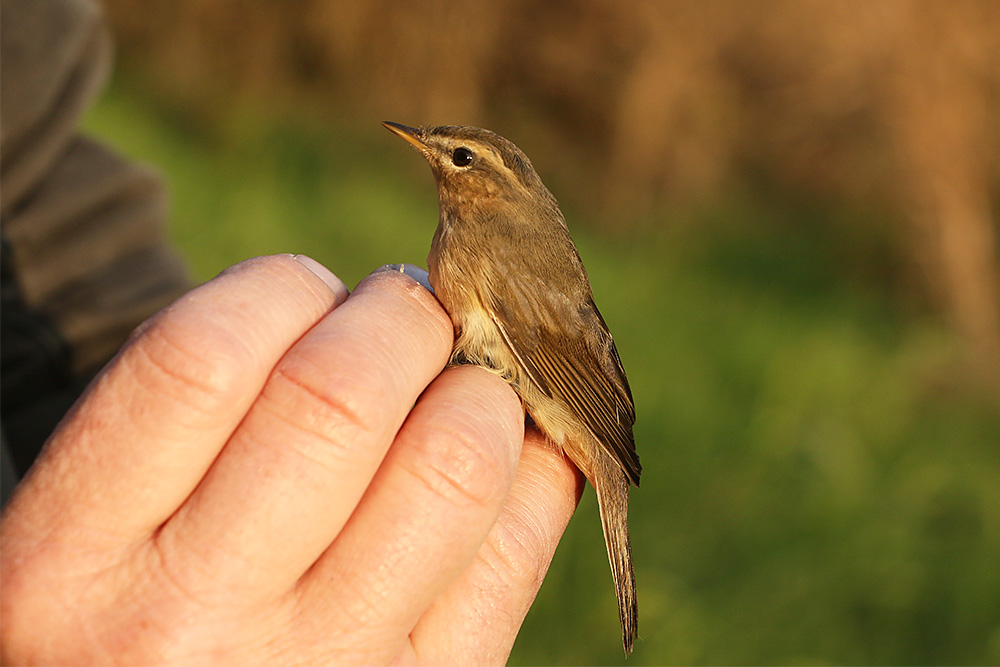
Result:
[84, 82, 1000, 666]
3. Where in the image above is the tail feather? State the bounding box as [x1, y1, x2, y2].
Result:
[594, 456, 637, 655]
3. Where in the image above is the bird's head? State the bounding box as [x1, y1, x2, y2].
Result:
[382, 122, 558, 212]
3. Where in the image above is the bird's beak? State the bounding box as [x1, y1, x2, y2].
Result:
[382, 121, 427, 152]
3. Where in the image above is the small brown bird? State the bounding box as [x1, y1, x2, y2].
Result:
[383, 122, 640, 654]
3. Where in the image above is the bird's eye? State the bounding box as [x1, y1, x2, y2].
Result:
[451, 147, 474, 167]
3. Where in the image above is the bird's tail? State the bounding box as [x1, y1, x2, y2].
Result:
[594, 455, 637, 655]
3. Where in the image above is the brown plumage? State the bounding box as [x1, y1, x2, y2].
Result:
[383, 122, 640, 654]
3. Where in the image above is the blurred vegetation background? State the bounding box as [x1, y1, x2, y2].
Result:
[84, 1, 999, 663]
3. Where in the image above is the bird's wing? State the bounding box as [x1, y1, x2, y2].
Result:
[490, 283, 641, 486]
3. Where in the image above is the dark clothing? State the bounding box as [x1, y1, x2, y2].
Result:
[1, 0, 190, 505]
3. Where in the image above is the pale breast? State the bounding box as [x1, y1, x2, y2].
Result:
[428, 213, 588, 459]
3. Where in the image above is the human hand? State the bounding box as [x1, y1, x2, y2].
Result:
[0, 255, 582, 665]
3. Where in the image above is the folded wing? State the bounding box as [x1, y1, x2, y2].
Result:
[492, 285, 641, 486]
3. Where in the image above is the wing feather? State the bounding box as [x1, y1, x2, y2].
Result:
[492, 288, 641, 486]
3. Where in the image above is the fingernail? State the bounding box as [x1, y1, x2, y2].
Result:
[375, 263, 435, 294]
[293, 255, 349, 304]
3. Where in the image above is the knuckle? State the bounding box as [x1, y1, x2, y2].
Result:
[404, 418, 513, 509]
[260, 356, 379, 460]
[126, 316, 251, 418]
[482, 509, 549, 590]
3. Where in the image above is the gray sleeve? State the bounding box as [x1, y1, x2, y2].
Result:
[1, 0, 192, 491]
[1, 0, 190, 374]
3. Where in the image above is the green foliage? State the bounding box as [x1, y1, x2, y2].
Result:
[84, 82, 1000, 666]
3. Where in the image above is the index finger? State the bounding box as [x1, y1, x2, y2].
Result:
[3, 255, 348, 548]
